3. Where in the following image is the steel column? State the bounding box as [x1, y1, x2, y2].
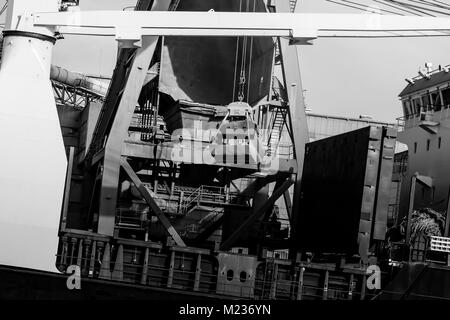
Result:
[97, 35, 159, 236]
[276, 0, 309, 251]
[283, 188, 293, 222]
[167, 250, 175, 288]
[194, 253, 202, 292]
[61, 146, 75, 231]
[296, 266, 304, 300]
[141, 247, 150, 285]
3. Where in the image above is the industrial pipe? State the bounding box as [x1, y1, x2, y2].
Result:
[50, 65, 109, 97]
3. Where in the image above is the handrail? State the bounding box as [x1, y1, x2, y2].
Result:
[181, 185, 203, 214]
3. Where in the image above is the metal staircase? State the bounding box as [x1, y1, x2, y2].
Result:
[182, 208, 224, 242]
[267, 106, 288, 157]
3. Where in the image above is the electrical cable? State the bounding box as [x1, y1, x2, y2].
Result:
[341, 0, 405, 14]
[232, 0, 243, 102]
[246, 0, 257, 103]
[325, 0, 450, 16]
[376, 0, 423, 15]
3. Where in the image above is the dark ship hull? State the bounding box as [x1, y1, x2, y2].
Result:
[0, 265, 225, 300]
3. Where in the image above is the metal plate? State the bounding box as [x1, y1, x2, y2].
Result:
[159, 0, 274, 106]
[295, 126, 386, 254]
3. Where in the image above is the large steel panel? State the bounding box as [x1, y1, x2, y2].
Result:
[159, 0, 274, 106]
[296, 126, 390, 255]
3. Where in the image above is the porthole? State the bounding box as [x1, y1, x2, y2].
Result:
[240, 271, 247, 283]
[226, 269, 234, 281]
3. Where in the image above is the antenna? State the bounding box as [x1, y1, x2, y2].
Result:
[418, 65, 431, 79]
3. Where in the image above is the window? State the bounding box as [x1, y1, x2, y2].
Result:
[442, 88, 450, 107]
[422, 94, 430, 109]
[414, 142, 417, 153]
[402, 101, 410, 117]
[431, 91, 441, 111]
[408, 99, 414, 115]
[413, 98, 422, 113]
[427, 139, 430, 151]
[439, 137, 442, 149]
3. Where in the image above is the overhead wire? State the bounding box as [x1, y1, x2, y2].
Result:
[237, 0, 250, 102]
[246, 0, 257, 103]
[431, 0, 450, 8]
[373, 0, 435, 15]
[325, 0, 382, 13]
[386, 0, 436, 16]
[325, 0, 450, 15]
[397, 0, 450, 14]
[420, 0, 450, 10]
[375, 0, 423, 15]
[232, 0, 243, 102]
[341, 0, 405, 14]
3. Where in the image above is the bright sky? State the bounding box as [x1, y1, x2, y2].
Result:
[3, 0, 450, 122]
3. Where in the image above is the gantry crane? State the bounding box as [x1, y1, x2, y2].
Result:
[1, 0, 450, 275]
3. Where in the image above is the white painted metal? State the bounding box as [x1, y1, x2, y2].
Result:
[33, 11, 450, 42]
[5, 0, 57, 37]
[430, 236, 450, 253]
[0, 0, 66, 273]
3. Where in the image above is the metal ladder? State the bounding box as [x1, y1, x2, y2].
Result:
[267, 107, 287, 156]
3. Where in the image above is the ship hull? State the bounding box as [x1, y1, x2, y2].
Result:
[0, 265, 226, 300]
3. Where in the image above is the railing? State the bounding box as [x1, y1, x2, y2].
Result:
[180, 185, 248, 214]
[388, 236, 449, 264]
[180, 186, 203, 215]
[430, 236, 450, 253]
[57, 231, 377, 300]
[276, 142, 294, 159]
[116, 208, 147, 230]
[122, 183, 249, 219]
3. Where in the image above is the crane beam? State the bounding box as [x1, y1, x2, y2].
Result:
[31, 11, 450, 43]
